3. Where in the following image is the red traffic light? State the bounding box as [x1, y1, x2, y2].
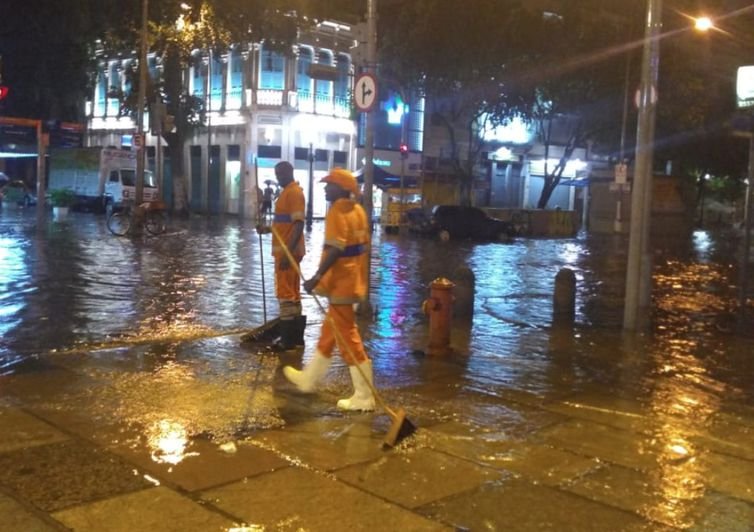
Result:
[399, 143, 408, 157]
[0, 86, 8, 101]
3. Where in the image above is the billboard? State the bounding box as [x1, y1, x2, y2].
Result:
[736, 66, 754, 109]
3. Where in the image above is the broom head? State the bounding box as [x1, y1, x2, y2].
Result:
[382, 407, 417, 449]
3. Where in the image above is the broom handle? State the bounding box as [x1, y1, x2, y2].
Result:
[270, 226, 397, 419]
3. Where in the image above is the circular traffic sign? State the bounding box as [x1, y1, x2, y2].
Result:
[354, 73, 377, 112]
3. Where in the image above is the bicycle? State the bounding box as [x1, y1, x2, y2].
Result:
[107, 200, 168, 237]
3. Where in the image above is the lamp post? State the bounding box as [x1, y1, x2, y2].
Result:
[306, 142, 314, 231]
[623, 0, 662, 331]
[135, 0, 148, 205]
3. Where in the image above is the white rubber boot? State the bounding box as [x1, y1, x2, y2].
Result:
[283, 350, 331, 393]
[337, 360, 376, 411]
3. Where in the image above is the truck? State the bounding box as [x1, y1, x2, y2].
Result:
[48, 147, 159, 212]
[380, 187, 422, 234]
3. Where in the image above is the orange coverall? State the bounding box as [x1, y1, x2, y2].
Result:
[313, 197, 370, 364]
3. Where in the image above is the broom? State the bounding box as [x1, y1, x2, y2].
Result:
[271, 226, 416, 448]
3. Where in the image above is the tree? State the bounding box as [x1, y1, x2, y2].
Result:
[380, 0, 544, 206]
[380, 0, 644, 208]
[96, 0, 362, 215]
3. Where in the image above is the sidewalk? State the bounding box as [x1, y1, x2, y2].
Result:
[2, 322, 754, 532]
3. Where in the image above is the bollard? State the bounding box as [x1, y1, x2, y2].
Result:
[553, 268, 576, 325]
[453, 266, 475, 319]
[422, 277, 455, 355]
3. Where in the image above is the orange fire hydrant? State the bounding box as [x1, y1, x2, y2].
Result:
[422, 277, 455, 355]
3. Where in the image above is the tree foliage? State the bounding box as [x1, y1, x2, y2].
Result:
[92, 0, 356, 214]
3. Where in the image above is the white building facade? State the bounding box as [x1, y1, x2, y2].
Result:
[85, 21, 358, 219]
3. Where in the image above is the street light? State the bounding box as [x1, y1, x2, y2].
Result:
[694, 16, 714, 32]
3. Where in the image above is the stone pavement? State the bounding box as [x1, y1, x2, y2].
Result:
[1, 328, 754, 532]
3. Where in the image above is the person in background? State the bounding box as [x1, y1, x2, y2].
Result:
[261, 182, 274, 216]
[257, 161, 306, 350]
[282, 168, 375, 411]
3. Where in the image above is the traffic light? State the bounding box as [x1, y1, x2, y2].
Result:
[0, 86, 8, 101]
[399, 142, 408, 159]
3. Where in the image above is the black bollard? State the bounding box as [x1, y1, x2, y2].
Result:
[553, 268, 576, 325]
[453, 266, 475, 319]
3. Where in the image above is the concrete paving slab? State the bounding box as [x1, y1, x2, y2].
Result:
[335, 447, 504, 509]
[0, 440, 152, 512]
[107, 431, 293, 493]
[700, 411, 754, 461]
[0, 406, 70, 453]
[250, 417, 387, 471]
[418, 477, 667, 531]
[701, 451, 754, 503]
[537, 418, 662, 470]
[52, 486, 235, 531]
[204, 466, 449, 531]
[0, 492, 64, 531]
[563, 462, 704, 528]
[685, 492, 754, 532]
[543, 392, 652, 432]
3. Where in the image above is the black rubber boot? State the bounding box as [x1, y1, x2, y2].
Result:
[294, 315, 307, 348]
[269, 318, 297, 351]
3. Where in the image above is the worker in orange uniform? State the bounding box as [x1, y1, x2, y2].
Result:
[258, 161, 306, 350]
[282, 168, 375, 411]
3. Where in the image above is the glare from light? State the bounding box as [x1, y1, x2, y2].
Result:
[694, 16, 713, 32]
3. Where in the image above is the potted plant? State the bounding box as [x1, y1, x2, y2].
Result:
[49, 188, 76, 219]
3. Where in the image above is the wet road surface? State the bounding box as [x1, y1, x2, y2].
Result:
[1, 206, 753, 530]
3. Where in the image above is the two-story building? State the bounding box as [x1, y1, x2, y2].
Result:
[86, 20, 360, 220]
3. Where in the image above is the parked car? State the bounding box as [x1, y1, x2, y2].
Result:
[0, 179, 37, 207]
[429, 205, 516, 242]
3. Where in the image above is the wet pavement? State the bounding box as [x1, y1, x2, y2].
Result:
[1, 206, 754, 531]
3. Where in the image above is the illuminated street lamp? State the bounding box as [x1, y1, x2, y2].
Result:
[694, 16, 714, 32]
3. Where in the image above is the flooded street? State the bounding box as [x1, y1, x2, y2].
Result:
[1, 206, 753, 530]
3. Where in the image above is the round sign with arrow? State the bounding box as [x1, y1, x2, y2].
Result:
[354, 73, 377, 112]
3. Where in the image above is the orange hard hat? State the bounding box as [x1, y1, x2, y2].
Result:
[320, 167, 359, 195]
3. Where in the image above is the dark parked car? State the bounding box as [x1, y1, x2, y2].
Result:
[430, 205, 516, 242]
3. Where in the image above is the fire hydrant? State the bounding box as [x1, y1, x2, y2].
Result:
[422, 277, 455, 355]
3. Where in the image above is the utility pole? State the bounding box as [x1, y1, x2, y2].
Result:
[623, 0, 662, 331]
[135, 0, 148, 206]
[360, 0, 377, 310]
[306, 142, 314, 231]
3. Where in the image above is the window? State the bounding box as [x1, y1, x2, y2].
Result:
[334, 54, 350, 101]
[297, 47, 313, 95]
[315, 51, 333, 100]
[258, 145, 282, 159]
[109, 170, 119, 183]
[333, 151, 347, 165]
[259, 45, 285, 90]
[315, 149, 328, 162]
[294, 147, 310, 161]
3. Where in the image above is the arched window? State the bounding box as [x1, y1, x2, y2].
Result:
[259, 44, 285, 90]
[209, 52, 223, 111]
[315, 50, 333, 102]
[297, 46, 313, 98]
[227, 47, 244, 110]
[191, 52, 205, 99]
[334, 54, 350, 101]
